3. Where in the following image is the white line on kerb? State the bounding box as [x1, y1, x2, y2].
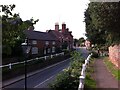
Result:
[34, 75, 55, 88]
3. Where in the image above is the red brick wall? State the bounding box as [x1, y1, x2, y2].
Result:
[109, 44, 120, 69]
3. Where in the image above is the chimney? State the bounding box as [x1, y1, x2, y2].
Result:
[66, 28, 69, 32]
[55, 22, 59, 31]
[62, 22, 66, 33]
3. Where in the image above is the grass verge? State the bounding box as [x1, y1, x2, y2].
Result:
[103, 57, 120, 80]
[84, 58, 96, 89]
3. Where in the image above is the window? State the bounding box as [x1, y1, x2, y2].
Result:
[45, 41, 49, 45]
[47, 48, 51, 53]
[32, 47, 38, 54]
[32, 40, 37, 44]
[52, 41, 55, 45]
[52, 47, 55, 53]
[44, 49, 46, 55]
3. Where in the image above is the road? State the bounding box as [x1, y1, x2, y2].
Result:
[3, 47, 89, 89]
[76, 47, 89, 59]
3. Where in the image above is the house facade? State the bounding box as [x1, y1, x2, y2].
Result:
[24, 23, 73, 57]
[48, 23, 73, 50]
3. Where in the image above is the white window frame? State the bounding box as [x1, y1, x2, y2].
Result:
[44, 49, 46, 55]
[32, 40, 37, 44]
[45, 41, 49, 45]
[52, 47, 55, 53]
[47, 48, 51, 53]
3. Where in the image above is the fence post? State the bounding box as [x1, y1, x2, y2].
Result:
[44, 56, 47, 60]
[81, 64, 86, 77]
[82, 64, 86, 71]
[85, 60, 88, 66]
[62, 52, 64, 55]
[51, 55, 53, 58]
[78, 76, 85, 90]
[9, 63, 12, 69]
[56, 54, 58, 56]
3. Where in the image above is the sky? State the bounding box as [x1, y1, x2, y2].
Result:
[1, 0, 90, 39]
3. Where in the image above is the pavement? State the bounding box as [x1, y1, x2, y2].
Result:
[93, 59, 119, 89]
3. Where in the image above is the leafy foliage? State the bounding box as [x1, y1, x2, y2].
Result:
[84, 2, 120, 47]
[50, 51, 96, 89]
[1, 4, 39, 56]
[73, 39, 79, 46]
[78, 37, 85, 46]
[49, 51, 84, 90]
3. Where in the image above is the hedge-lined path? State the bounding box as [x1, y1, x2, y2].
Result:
[93, 59, 119, 89]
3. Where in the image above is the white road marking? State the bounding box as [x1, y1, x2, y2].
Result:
[28, 57, 72, 77]
[34, 58, 73, 88]
[34, 75, 55, 88]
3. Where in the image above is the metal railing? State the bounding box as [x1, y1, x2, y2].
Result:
[1, 52, 64, 69]
[78, 53, 92, 90]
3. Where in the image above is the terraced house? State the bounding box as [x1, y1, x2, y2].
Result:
[24, 23, 73, 57]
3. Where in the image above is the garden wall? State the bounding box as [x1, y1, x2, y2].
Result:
[109, 44, 120, 69]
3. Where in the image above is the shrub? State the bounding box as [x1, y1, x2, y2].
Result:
[91, 51, 99, 58]
[49, 68, 79, 90]
[62, 49, 70, 54]
[49, 51, 84, 90]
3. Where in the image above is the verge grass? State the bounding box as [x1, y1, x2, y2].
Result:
[103, 57, 120, 80]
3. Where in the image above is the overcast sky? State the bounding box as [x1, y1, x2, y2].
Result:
[1, 0, 90, 39]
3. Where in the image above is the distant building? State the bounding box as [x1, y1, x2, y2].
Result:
[24, 23, 73, 57]
[85, 40, 91, 49]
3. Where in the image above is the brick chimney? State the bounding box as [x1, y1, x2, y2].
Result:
[62, 23, 66, 33]
[55, 22, 59, 31]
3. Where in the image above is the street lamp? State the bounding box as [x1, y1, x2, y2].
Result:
[21, 38, 31, 90]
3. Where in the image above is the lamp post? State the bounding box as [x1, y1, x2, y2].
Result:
[21, 39, 31, 90]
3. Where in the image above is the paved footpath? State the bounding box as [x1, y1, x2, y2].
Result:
[94, 59, 119, 89]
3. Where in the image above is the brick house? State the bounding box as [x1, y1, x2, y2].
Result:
[24, 30, 60, 57]
[24, 23, 73, 57]
[48, 23, 73, 50]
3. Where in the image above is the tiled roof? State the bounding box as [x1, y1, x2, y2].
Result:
[24, 30, 58, 41]
[48, 30, 64, 39]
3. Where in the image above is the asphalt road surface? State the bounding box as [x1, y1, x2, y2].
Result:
[3, 47, 89, 89]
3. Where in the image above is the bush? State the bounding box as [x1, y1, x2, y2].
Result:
[49, 68, 79, 90]
[62, 49, 70, 54]
[49, 51, 84, 90]
[91, 51, 99, 58]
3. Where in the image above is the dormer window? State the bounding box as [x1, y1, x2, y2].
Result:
[32, 40, 37, 44]
[46, 41, 49, 45]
